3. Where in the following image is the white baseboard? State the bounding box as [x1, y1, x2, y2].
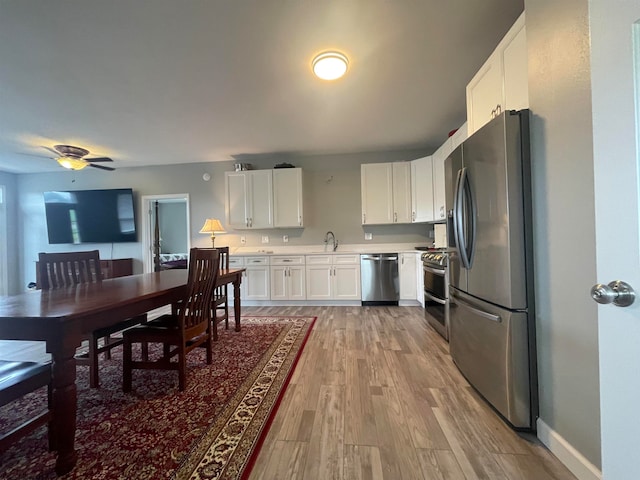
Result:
[537, 418, 602, 480]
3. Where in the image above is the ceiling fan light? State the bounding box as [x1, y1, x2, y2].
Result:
[312, 51, 349, 80]
[57, 156, 88, 170]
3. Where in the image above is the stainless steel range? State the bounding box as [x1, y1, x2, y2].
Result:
[421, 250, 449, 340]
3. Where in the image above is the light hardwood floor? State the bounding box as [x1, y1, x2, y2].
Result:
[0, 306, 577, 479]
[244, 306, 577, 480]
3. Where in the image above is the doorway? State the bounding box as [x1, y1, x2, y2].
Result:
[140, 194, 190, 273]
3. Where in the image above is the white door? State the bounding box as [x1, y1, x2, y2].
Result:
[590, 3, 640, 478]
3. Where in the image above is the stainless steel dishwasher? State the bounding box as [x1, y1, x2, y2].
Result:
[360, 253, 399, 305]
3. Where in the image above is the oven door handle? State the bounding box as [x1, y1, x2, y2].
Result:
[423, 265, 446, 275]
[424, 291, 447, 305]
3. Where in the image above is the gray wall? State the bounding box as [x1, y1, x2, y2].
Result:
[525, 0, 601, 467]
[16, 147, 434, 289]
[158, 202, 188, 254]
[0, 171, 19, 294]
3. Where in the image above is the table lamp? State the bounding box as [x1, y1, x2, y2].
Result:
[199, 218, 226, 247]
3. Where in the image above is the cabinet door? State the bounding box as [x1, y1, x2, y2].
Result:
[411, 157, 434, 223]
[333, 264, 361, 300]
[503, 23, 528, 112]
[432, 145, 449, 221]
[245, 266, 270, 300]
[466, 53, 503, 135]
[361, 163, 393, 225]
[273, 168, 303, 228]
[306, 265, 332, 300]
[288, 266, 306, 300]
[399, 253, 418, 300]
[226, 172, 249, 229]
[392, 162, 412, 223]
[270, 266, 288, 300]
[248, 170, 274, 229]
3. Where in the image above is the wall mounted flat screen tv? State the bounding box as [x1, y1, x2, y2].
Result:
[44, 188, 137, 244]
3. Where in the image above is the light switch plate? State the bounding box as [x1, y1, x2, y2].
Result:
[283, 235, 289, 243]
[240, 236, 246, 245]
[365, 232, 373, 240]
[261, 235, 269, 244]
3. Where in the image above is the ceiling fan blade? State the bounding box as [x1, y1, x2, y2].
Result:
[42, 146, 60, 156]
[15, 152, 54, 159]
[86, 157, 113, 163]
[89, 163, 115, 171]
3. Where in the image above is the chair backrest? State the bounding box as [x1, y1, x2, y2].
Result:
[38, 250, 102, 290]
[179, 248, 220, 331]
[217, 246, 229, 270]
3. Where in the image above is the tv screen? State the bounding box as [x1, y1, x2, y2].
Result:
[44, 188, 137, 244]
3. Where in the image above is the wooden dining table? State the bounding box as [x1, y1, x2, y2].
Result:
[0, 267, 244, 476]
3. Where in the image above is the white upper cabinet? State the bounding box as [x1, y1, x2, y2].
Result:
[273, 168, 304, 228]
[225, 170, 274, 229]
[432, 145, 449, 222]
[361, 162, 412, 225]
[466, 13, 528, 135]
[410, 156, 435, 223]
[392, 162, 412, 224]
[361, 163, 393, 224]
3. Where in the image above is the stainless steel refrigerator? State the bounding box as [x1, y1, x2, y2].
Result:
[445, 109, 537, 430]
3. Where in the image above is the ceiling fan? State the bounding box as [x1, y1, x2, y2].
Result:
[43, 145, 116, 171]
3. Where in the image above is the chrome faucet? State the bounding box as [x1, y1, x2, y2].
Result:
[324, 231, 338, 251]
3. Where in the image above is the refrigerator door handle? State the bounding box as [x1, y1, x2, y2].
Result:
[455, 168, 471, 269]
[452, 291, 502, 323]
[453, 168, 467, 268]
[463, 167, 477, 268]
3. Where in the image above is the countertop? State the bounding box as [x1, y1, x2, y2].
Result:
[229, 243, 431, 256]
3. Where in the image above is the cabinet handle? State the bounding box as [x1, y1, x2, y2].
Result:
[496, 104, 502, 115]
[246, 218, 249, 227]
[249, 217, 253, 228]
[394, 212, 397, 223]
[299, 215, 302, 226]
[363, 213, 366, 224]
[412, 211, 415, 221]
[440, 206, 445, 218]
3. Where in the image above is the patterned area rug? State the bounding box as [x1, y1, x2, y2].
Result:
[0, 316, 316, 480]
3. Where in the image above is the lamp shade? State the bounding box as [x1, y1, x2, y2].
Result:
[199, 218, 226, 247]
[199, 218, 225, 234]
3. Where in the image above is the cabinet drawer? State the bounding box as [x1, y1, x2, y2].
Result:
[229, 256, 244, 267]
[271, 255, 305, 266]
[306, 255, 332, 265]
[333, 254, 360, 265]
[244, 256, 270, 266]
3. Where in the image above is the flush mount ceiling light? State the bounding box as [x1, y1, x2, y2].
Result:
[57, 156, 89, 170]
[312, 51, 349, 80]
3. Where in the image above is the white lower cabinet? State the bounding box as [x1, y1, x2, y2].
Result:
[230, 256, 270, 301]
[270, 256, 306, 300]
[306, 254, 361, 301]
[399, 252, 418, 301]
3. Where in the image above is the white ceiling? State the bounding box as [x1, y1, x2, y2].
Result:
[0, 0, 524, 174]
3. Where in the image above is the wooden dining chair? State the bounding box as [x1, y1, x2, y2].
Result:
[38, 250, 147, 388]
[212, 246, 230, 336]
[0, 360, 53, 453]
[122, 248, 219, 392]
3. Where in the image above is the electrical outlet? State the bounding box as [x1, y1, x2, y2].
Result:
[283, 235, 289, 243]
[365, 232, 373, 240]
[240, 236, 246, 245]
[261, 235, 269, 244]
